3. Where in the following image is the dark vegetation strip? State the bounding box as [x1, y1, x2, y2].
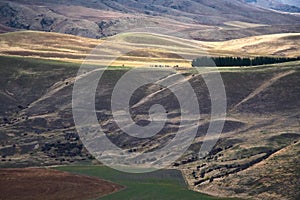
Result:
[192, 56, 300, 67]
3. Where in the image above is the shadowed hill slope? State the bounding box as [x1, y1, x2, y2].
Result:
[0, 56, 299, 199]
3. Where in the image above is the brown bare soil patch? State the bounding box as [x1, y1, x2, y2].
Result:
[0, 168, 123, 200]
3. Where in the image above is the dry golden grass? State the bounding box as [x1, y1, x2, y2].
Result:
[206, 33, 300, 57]
[0, 31, 299, 67]
[0, 31, 204, 67]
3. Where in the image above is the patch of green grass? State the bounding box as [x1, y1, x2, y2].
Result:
[55, 165, 235, 200]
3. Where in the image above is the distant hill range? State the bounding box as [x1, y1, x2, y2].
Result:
[244, 0, 300, 13]
[0, 0, 299, 41]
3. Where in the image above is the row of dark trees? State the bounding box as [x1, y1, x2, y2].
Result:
[192, 56, 300, 67]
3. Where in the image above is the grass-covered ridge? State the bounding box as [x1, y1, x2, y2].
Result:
[1, 56, 299, 199]
[1, 31, 299, 67]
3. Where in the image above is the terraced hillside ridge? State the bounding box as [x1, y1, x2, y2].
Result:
[0, 168, 123, 200]
[0, 31, 299, 67]
[0, 0, 300, 41]
[0, 55, 299, 199]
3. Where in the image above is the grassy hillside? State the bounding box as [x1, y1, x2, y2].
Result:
[0, 55, 79, 116]
[0, 1, 299, 199]
[0, 55, 299, 199]
[0, 31, 299, 67]
[207, 33, 300, 57]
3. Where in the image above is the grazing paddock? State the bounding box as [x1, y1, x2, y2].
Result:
[55, 165, 236, 200]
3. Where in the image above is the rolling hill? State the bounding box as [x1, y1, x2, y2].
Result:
[0, 0, 300, 41]
[0, 55, 299, 199]
[0, 1, 299, 199]
[0, 31, 299, 67]
[206, 33, 300, 57]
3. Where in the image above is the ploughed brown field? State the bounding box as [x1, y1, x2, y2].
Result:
[0, 168, 123, 200]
